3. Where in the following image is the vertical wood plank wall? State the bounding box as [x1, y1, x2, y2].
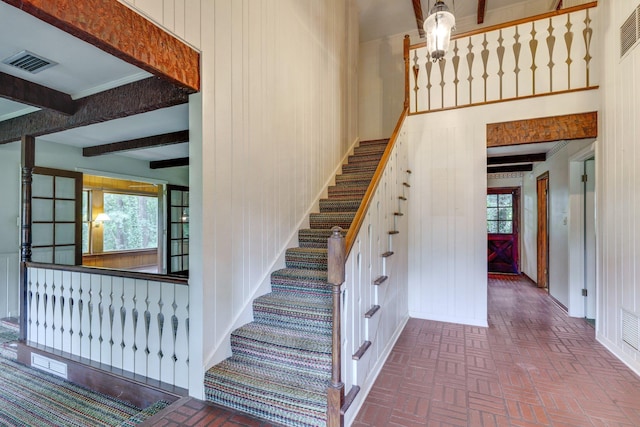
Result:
[120, 0, 361, 396]
[597, 0, 640, 375]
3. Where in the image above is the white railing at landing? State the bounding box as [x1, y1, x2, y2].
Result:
[25, 265, 189, 389]
[408, 2, 598, 114]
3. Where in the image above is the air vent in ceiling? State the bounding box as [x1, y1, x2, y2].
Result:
[621, 6, 640, 58]
[2, 50, 57, 74]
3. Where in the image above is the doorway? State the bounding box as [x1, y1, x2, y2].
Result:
[487, 188, 520, 274]
[584, 158, 596, 322]
[536, 172, 549, 289]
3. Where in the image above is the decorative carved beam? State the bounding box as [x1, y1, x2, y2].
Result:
[486, 112, 598, 147]
[487, 153, 547, 165]
[149, 157, 189, 169]
[477, 0, 486, 24]
[0, 72, 76, 115]
[412, 0, 426, 38]
[0, 77, 189, 144]
[1, 0, 200, 92]
[488, 164, 533, 173]
[83, 130, 189, 157]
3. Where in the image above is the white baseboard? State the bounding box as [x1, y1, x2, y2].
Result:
[409, 310, 488, 328]
[596, 332, 640, 378]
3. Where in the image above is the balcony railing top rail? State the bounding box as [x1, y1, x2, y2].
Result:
[408, 2, 598, 115]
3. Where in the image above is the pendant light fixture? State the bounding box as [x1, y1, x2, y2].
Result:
[423, 0, 456, 62]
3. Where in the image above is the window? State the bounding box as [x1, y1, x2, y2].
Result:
[102, 193, 158, 251]
[82, 190, 91, 254]
[487, 194, 513, 234]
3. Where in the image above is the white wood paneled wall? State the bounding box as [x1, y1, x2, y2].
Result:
[118, 0, 202, 49]
[597, 0, 640, 375]
[406, 90, 598, 328]
[0, 253, 19, 319]
[119, 0, 360, 396]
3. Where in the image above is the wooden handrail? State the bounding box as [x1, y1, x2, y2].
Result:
[345, 108, 409, 256]
[25, 262, 189, 285]
[408, 1, 598, 50]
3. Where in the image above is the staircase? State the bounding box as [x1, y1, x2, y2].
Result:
[204, 139, 389, 426]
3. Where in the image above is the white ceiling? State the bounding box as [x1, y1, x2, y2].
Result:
[0, 1, 187, 162]
[357, 0, 557, 43]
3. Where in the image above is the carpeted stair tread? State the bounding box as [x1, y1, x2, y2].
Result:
[205, 358, 327, 427]
[342, 161, 380, 174]
[359, 138, 390, 146]
[253, 292, 332, 334]
[319, 198, 362, 213]
[298, 229, 347, 249]
[309, 212, 355, 229]
[353, 145, 388, 156]
[231, 322, 331, 376]
[271, 268, 332, 295]
[335, 171, 375, 182]
[348, 153, 384, 164]
[328, 184, 368, 198]
[285, 247, 328, 270]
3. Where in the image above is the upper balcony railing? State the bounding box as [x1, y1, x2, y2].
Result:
[408, 2, 598, 114]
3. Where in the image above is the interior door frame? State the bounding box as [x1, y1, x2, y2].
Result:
[536, 172, 549, 289]
[487, 187, 520, 274]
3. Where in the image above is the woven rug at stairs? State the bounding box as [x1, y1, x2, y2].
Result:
[204, 139, 390, 426]
[0, 324, 169, 427]
[0, 321, 19, 360]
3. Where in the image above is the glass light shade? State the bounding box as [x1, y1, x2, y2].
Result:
[423, 1, 455, 62]
[94, 212, 111, 222]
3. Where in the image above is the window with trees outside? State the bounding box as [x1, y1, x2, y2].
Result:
[103, 193, 158, 251]
[487, 194, 513, 234]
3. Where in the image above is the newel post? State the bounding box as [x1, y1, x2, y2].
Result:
[327, 226, 345, 427]
[19, 135, 35, 341]
[404, 34, 410, 109]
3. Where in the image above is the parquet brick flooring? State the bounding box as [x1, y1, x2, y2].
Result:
[353, 275, 640, 426]
[145, 275, 640, 426]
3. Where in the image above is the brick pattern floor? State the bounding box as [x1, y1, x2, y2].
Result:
[144, 275, 640, 426]
[353, 275, 640, 426]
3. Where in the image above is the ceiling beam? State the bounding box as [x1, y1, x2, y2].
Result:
[1, 0, 200, 92]
[412, 0, 426, 38]
[150, 157, 189, 169]
[477, 0, 487, 24]
[487, 153, 546, 165]
[83, 130, 189, 157]
[0, 72, 76, 115]
[487, 112, 598, 147]
[0, 77, 189, 145]
[488, 164, 533, 174]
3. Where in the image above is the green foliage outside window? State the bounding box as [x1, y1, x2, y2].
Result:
[103, 193, 158, 251]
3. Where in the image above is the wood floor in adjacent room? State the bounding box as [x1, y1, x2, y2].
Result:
[144, 275, 640, 426]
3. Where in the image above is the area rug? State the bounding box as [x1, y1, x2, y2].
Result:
[0, 323, 18, 360]
[0, 325, 168, 426]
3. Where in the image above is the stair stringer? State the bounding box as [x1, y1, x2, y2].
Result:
[204, 137, 360, 370]
[341, 125, 411, 425]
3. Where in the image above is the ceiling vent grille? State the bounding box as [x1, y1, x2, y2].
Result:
[2, 50, 57, 74]
[622, 309, 640, 351]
